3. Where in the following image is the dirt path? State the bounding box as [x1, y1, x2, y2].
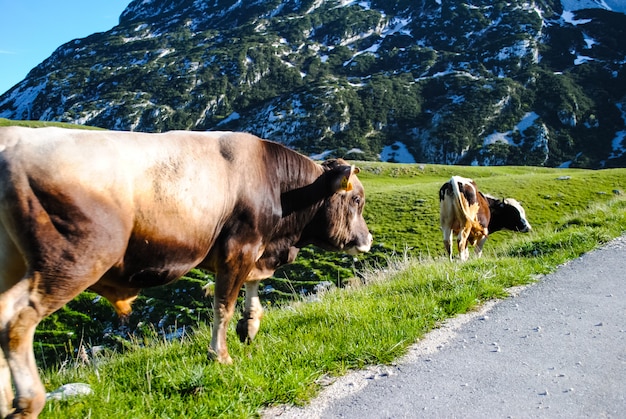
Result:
[265, 235, 626, 418]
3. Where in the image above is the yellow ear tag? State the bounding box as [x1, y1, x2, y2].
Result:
[341, 176, 353, 191]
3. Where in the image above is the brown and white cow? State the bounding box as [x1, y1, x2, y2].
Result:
[439, 175, 531, 261]
[0, 126, 372, 418]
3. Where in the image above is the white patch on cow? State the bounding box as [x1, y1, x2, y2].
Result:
[349, 232, 373, 255]
[504, 198, 532, 231]
[451, 175, 476, 192]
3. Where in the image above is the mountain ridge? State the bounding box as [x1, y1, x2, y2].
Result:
[1, 0, 625, 168]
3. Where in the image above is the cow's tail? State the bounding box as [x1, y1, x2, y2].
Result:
[449, 176, 485, 235]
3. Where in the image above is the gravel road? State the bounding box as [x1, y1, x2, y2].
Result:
[265, 235, 626, 418]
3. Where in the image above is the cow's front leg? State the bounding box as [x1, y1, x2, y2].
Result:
[474, 233, 488, 258]
[0, 348, 14, 418]
[209, 294, 236, 364]
[236, 281, 264, 344]
[457, 227, 471, 262]
[209, 243, 260, 364]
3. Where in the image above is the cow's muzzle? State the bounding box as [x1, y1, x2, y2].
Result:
[346, 233, 373, 255]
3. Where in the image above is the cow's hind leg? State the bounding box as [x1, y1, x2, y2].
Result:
[0, 268, 108, 418]
[442, 228, 454, 260]
[0, 231, 22, 417]
[0, 176, 130, 416]
[236, 281, 264, 344]
[0, 278, 47, 418]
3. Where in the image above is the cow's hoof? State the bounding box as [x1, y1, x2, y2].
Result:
[7, 394, 45, 419]
[236, 318, 249, 343]
[207, 349, 233, 365]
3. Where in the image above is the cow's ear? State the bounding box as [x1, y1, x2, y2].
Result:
[329, 164, 356, 193]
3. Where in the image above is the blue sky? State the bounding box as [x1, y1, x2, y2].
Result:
[0, 1, 131, 95]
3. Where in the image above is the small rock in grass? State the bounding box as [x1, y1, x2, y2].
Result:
[46, 383, 93, 401]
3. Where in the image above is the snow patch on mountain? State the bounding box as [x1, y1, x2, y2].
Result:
[609, 103, 626, 160]
[380, 141, 416, 163]
[483, 112, 540, 146]
[562, 11, 592, 25]
[0, 80, 47, 120]
[561, 0, 626, 14]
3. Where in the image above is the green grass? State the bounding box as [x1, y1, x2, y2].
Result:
[0, 118, 102, 129]
[37, 162, 626, 418]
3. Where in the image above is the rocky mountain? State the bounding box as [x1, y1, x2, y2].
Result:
[1, 0, 625, 168]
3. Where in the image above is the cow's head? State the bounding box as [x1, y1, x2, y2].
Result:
[489, 198, 532, 233]
[299, 159, 372, 254]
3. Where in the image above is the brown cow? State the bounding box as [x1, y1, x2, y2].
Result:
[439, 175, 531, 261]
[0, 127, 372, 418]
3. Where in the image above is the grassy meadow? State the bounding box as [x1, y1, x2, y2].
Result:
[35, 159, 626, 418]
[2, 120, 626, 417]
[0, 118, 103, 129]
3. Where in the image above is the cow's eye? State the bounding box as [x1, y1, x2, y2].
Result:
[352, 196, 362, 206]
